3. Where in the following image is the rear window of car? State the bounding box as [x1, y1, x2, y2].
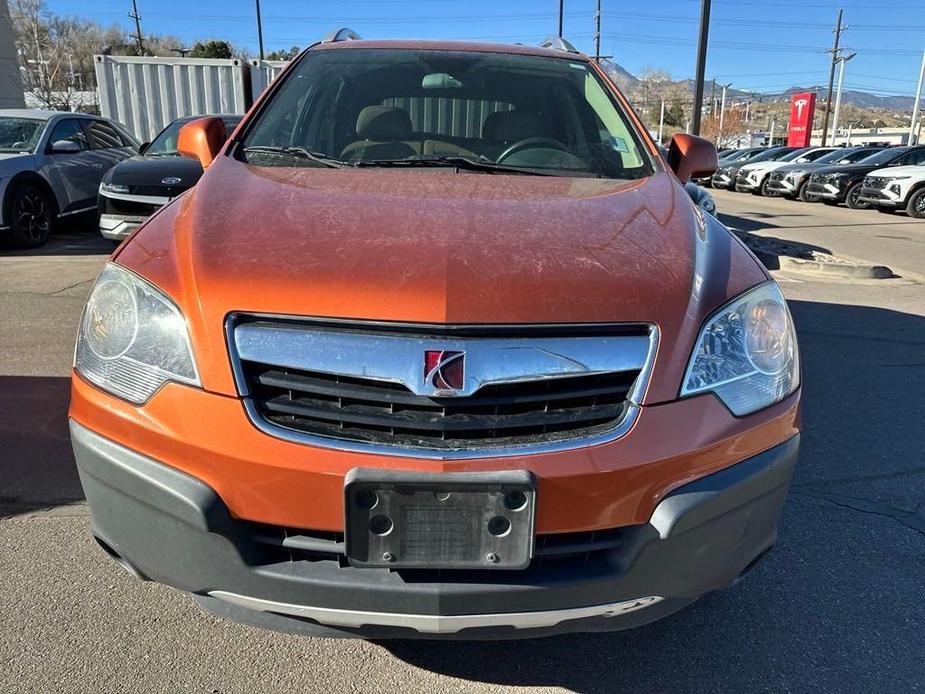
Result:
[86, 120, 127, 149]
[241, 48, 654, 180]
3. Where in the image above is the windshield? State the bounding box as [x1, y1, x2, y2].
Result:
[147, 117, 240, 156]
[815, 148, 877, 165]
[748, 147, 796, 163]
[779, 148, 811, 163]
[856, 148, 905, 166]
[0, 117, 45, 153]
[729, 148, 764, 163]
[240, 48, 654, 179]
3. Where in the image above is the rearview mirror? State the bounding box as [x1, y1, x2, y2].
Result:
[177, 117, 227, 168]
[666, 134, 718, 184]
[50, 140, 81, 154]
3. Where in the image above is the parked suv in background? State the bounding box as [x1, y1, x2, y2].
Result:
[735, 147, 835, 196]
[806, 146, 925, 209]
[98, 114, 242, 243]
[858, 165, 925, 218]
[70, 35, 800, 640]
[765, 146, 882, 201]
[711, 146, 797, 190]
[0, 109, 138, 247]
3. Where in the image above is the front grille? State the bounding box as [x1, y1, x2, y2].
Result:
[250, 522, 627, 568]
[231, 318, 652, 455]
[243, 363, 637, 450]
[769, 171, 786, 182]
[98, 195, 162, 217]
[864, 176, 888, 190]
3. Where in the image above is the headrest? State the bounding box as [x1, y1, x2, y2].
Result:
[356, 106, 413, 140]
[482, 111, 545, 142]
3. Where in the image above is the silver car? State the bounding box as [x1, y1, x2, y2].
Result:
[0, 109, 139, 248]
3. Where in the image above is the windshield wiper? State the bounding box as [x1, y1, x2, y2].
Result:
[352, 156, 562, 176]
[242, 145, 346, 168]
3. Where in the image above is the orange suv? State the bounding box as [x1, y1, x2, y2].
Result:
[69, 34, 801, 639]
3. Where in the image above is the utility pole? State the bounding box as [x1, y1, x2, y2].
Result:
[690, 0, 711, 135]
[910, 48, 925, 145]
[711, 78, 717, 114]
[594, 0, 601, 63]
[831, 52, 856, 147]
[255, 0, 265, 60]
[129, 0, 145, 55]
[769, 118, 776, 146]
[719, 82, 731, 134]
[658, 100, 665, 144]
[558, 0, 564, 38]
[820, 8, 844, 146]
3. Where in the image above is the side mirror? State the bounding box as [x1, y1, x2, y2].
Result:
[138, 141, 150, 154]
[177, 117, 227, 168]
[666, 134, 719, 184]
[51, 140, 81, 154]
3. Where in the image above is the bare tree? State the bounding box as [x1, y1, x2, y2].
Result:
[701, 108, 747, 149]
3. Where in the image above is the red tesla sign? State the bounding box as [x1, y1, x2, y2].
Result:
[787, 92, 816, 147]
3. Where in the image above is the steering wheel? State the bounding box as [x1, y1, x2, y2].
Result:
[497, 137, 568, 163]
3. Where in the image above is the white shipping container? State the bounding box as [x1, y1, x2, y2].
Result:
[250, 60, 290, 103]
[94, 55, 251, 142]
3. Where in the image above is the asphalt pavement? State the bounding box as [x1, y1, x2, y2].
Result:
[1, 194, 923, 693]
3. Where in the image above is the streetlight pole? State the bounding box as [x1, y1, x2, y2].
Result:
[558, 0, 564, 38]
[255, 0, 265, 60]
[690, 0, 711, 135]
[658, 100, 665, 144]
[831, 52, 856, 147]
[910, 48, 925, 145]
[594, 0, 601, 62]
[719, 82, 731, 134]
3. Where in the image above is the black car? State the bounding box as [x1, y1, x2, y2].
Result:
[804, 145, 925, 209]
[765, 146, 883, 201]
[710, 146, 797, 190]
[98, 114, 241, 242]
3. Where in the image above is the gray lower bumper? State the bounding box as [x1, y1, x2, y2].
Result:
[70, 419, 799, 639]
[99, 214, 146, 241]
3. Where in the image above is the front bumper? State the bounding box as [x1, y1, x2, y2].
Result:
[97, 190, 168, 240]
[805, 181, 844, 201]
[71, 418, 799, 639]
[766, 177, 798, 195]
[734, 175, 760, 192]
[857, 187, 903, 207]
[711, 172, 734, 188]
[99, 214, 146, 240]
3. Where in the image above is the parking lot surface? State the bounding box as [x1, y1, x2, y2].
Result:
[1, 193, 923, 693]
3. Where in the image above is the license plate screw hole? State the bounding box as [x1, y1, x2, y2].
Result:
[435, 491, 451, 501]
[487, 553, 501, 564]
[488, 515, 511, 537]
[370, 515, 393, 536]
[356, 490, 378, 509]
[504, 490, 528, 512]
[382, 552, 396, 562]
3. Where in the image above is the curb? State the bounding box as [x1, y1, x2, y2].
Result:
[776, 256, 894, 280]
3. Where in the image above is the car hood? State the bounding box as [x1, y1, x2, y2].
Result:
[866, 165, 925, 178]
[813, 163, 881, 176]
[105, 154, 204, 192]
[774, 162, 826, 174]
[116, 157, 768, 402]
[0, 152, 34, 170]
[739, 161, 785, 174]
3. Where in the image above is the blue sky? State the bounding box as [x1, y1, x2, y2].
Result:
[46, 0, 925, 97]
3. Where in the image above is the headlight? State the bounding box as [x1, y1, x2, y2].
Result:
[75, 263, 200, 404]
[100, 181, 129, 194]
[681, 282, 799, 416]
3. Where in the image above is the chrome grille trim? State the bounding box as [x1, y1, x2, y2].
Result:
[226, 315, 658, 460]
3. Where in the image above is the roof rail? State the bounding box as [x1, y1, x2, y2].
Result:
[539, 37, 579, 53]
[322, 28, 362, 43]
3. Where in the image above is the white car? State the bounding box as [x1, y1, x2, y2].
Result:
[735, 147, 837, 196]
[858, 165, 925, 218]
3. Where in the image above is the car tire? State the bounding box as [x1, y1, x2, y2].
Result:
[907, 188, 925, 219]
[6, 183, 56, 248]
[759, 178, 777, 197]
[845, 182, 869, 210]
[797, 182, 816, 202]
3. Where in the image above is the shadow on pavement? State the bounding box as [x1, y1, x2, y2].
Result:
[0, 376, 83, 517]
[0, 217, 113, 258]
[383, 299, 925, 692]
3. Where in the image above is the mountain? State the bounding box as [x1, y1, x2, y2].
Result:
[599, 60, 915, 113]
